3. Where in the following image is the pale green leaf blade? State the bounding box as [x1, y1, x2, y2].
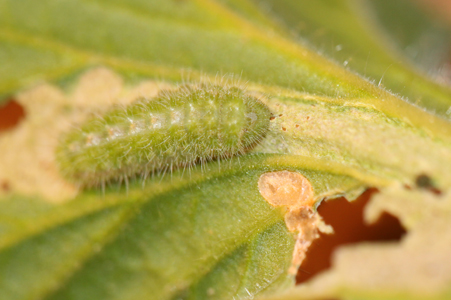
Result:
[0, 155, 365, 300]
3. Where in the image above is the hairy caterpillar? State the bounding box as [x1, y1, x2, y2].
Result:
[56, 84, 271, 188]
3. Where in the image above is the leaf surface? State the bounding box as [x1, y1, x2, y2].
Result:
[1, 1, 451, 299]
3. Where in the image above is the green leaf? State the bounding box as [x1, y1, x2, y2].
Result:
[0, 155, 364, 299]
[367, 0, 451, 71]
[1, 0, 451, 299]
[249, 0, 451, 118]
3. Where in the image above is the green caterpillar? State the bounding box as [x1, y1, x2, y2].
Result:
[56, 84, 271, 188]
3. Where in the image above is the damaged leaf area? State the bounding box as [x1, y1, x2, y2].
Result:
[0, 68, 174, 202]
[1, 0, 451, 300]
[258, 171, 333, 274]
[265, 187, 451, 300]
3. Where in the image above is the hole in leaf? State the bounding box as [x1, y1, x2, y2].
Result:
[0, 99, 25, 132]
[296, 189, 406, 284]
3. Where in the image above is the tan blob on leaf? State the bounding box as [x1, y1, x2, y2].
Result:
[258, 170, 315, 209]
[258, 171, 332, 274]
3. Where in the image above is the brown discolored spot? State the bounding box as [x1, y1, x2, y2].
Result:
[415, 174, 433, 188]
[415, 174, 442, 195]
[0, 100, 26, 132]
[296, 189, 406, 284]
[306, 116, 310, 120]
[282, 127, 287, 131]
[258, 171, 314, 209]
[1, 180, 10, 192]
[279, 114, 283, 117]
[295, 124, 300, 128]
[270, 116, 276, 121]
